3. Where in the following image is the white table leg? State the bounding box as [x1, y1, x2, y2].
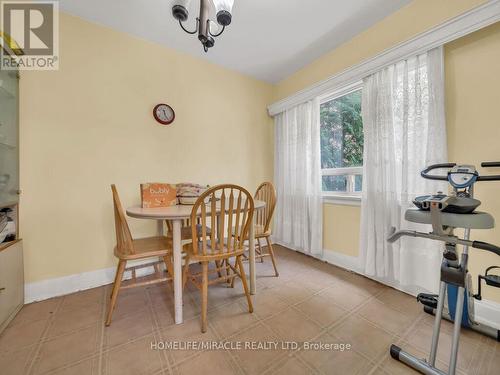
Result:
[172, 219, 183, 324]
[249, 213, 256, 295]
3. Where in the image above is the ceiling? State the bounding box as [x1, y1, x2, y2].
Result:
[59, 0, 412, 83]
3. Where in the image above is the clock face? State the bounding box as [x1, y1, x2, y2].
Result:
[153, 104, 175, 125]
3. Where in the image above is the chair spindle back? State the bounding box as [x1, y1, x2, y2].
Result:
[190, 184, 254, 258]
[254, 182, 276, 233]
[111, 185, 134, 256]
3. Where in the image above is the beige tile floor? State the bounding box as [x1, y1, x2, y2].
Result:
[1, 245, 499, 375]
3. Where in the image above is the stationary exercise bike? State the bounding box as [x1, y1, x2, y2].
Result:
[387, 162, 500, 375]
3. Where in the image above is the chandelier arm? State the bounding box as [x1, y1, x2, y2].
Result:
[179, 18, 199, 35]
[209, 24, 225, 38]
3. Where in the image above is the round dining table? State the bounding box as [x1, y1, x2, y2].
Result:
[126, 199, 266, 325]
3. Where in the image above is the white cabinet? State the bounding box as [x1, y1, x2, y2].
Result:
[0, 240, 23, 333]
[0, 69, 19, 206]
[0, 64, 22, 334]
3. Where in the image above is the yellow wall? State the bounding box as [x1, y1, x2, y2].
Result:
[445, 22, 500, 301]
[323, 204, 361, 256]
[274, 1, 500, 300]
[19, 13, 274, 283]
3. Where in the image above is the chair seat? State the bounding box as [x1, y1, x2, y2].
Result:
[115, 236, 172, 260]
[232, 224, 270, 239]
[182, 240, 245, 261]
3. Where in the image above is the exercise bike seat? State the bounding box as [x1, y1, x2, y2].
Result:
[405, 209, 495, 229]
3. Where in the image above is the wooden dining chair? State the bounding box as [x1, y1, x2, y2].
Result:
[182, 184, 254, 333]
[232, 182, 278, 277]
[106, 185, 174, 326]
[252, 182, 278, 276]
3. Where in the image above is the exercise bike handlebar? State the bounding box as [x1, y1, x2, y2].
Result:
[481, 161, 500, 168]
[420, 162, 500, 182]
[420, 163, 456, 181]
[477, 161, 500, 181]
[387, 228, 500, 257]
[472, 241, 500, 256]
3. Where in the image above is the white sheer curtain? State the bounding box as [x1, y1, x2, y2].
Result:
[359, 47, 447, 294]
[274, 99, 323, 256]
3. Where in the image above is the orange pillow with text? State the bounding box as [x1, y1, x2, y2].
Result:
[140, 183, 177, 208]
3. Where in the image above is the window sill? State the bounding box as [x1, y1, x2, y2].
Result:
[322, 194, 361, 206]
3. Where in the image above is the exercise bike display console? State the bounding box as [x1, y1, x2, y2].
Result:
[387, 161, 500, 375]
[447, 165, 478, 188]
[412, 165, 484, 215]
[412, 194, 480, 214]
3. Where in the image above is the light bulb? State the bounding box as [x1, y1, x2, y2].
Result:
[212, 0, 234, 26]
[172, 0, 192, 22]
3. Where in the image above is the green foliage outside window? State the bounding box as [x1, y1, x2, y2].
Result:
[320, 90, 364, 192]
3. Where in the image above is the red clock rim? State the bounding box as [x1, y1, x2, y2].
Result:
[153, 103, 175, 125]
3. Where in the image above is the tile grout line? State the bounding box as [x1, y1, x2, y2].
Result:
[97, 286, 108, 375]
[261, 352, 319, 375]
[257, 290, 373, 374]
[27, 289, 108, 375]
[366, 311, 427, 374]
[175, 288, 248, 375]
[242, 317, 291, 374]
[204, 274, 388, 374]
[243, 277, 350, 324]
[150, 282, 228, 372]
[145, 285, 173, 375]
[171, 276, 293, 374]
[354, 309, 417, 342]
[13, 295, 114, 349]
[212, 324, 248, 375]
[391, 312, 486, 374]
[32, 290, 175, 375]
[25, 296, 65, 375]
[287, 288, 388, 374]
[40, 354, 102, 375]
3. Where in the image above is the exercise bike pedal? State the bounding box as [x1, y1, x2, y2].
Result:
[485, 275, 500, 287]
[474, 266, 500, 300]
[416, 293, 438, 309]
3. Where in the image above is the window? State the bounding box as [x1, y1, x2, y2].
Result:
[320, 87, 364, 200]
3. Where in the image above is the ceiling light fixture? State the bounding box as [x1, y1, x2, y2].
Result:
[172, 0, 234, 52]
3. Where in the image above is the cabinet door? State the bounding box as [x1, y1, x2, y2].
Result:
[0, 69, 19, 206]
[0, 241, 24, 331]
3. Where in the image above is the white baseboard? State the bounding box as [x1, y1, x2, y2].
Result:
[25, 258, 161, 304]
[25, 267, 115, 303]
[322, 248, 361, 273]
[321, 248, 417, 295]
[474, 299, 500, 330]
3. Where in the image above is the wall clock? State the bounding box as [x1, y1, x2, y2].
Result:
[153, 104, 175, 125]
